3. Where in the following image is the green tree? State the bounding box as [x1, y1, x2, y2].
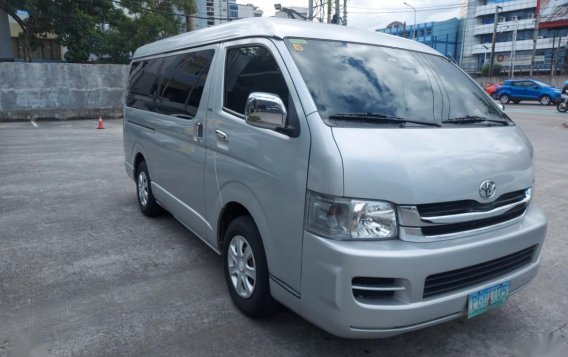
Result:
[0, 0, 121, 62]
[481, 63, 502, 77]
[93, 0, 196, 64]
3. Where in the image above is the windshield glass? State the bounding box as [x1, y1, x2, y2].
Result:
[534, 80, 551, 87]
[284, 39, 508, 126]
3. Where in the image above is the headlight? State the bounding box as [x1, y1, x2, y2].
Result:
[306, 191, 397, 240]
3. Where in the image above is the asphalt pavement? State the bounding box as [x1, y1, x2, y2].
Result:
[0, 109, 567, 356]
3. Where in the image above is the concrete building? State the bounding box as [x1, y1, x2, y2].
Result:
[377, 18, 461, 59]
[1, 10, 64, 62]
[460, 0, 568, 74]
[237, 3, 263, 19]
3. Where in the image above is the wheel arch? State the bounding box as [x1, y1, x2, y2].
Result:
[214, 182, 273, 266]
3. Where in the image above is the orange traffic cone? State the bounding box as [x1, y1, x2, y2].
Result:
[97, 116, 105, 129]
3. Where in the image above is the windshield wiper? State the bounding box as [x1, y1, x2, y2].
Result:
[328, 113, 441, 127]
[442, 116, 509, 126]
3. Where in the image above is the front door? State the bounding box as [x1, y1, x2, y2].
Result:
[204, 38, 311, 293]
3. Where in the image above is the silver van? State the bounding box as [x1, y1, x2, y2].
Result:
[123, 18, 547, 338]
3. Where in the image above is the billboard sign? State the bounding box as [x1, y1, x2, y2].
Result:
[539, 0, 568, 28]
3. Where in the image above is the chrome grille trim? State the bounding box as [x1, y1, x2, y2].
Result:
[397, 189, 530, 242]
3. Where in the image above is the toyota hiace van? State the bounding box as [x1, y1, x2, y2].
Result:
[123, 18, 547, 338]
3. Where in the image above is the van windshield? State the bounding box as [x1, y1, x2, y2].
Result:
[284, 38, 509, 127]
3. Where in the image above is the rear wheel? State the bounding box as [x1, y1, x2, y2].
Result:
[491, 93, 498, 99]
[223, 216, 279, 318]
[499, 94, 510, 104]
[539, 95, 551, 105]
[136, 161, 164, 217]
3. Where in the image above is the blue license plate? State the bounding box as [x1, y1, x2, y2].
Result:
[467, 281, 510, 318]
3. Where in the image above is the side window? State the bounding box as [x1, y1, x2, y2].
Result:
[157, 49, 215, 118]
[127, 58, 163, 111]
[224, 46, 290, 115]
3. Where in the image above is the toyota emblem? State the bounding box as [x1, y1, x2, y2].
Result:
[479, 180, 497, 199]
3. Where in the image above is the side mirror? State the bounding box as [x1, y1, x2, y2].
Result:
[245, 92, 287, 130]
[498, 103, 505, 111]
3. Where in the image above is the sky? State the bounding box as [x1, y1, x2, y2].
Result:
[249, 0, 463, 30]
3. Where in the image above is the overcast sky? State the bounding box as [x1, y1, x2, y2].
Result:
[250, 0, 463, 30]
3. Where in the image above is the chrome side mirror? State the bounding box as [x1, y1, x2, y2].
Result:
[245, 92, 287, 130]
[498, 103, 505, 111]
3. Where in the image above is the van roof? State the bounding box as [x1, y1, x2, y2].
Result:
[132, 17, 442, 59]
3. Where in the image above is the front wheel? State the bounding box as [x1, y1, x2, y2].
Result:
[539, 95, 551, 105]
[223, 216, 279, 318]
[499, 94, 510, 104]
[557, 102, 568, 112]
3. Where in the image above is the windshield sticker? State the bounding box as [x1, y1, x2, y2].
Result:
[292, 43, 304, 52]
[289, 39, 307, 44]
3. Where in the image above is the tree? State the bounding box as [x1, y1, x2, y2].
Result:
[481, 63, 502, 77]
[0, 0, 120, 62]
[92, 0, 196, 64]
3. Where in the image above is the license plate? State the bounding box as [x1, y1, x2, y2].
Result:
[467, 281, 510, 318]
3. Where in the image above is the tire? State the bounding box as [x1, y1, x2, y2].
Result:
[499, 94, 510, 104]
[135, 161, 164, 217]
[539, 95, 551, 105]
[557, 102, 568, 112]
[223, 216, 278, 318]
[512, 100, 520, 104]
[491, 93, 498, 100]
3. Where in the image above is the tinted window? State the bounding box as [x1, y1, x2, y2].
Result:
[126, 49, 214, 118]
[127, 58, 163, 111]
[224, 46, 290, 115]
[285, 39, 508, 126]
[157, 49, 215, 118]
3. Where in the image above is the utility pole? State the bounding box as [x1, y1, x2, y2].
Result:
[550, 33, 557, 83]
[509, 17, 518, 78]
[335, 0, 340, 24]
[343, 0, 347, 26]
[530, 11, 540, 76]
[327, 0, 331, 23]
[308, 0, 313, 20]
[404, 2, 417, 40]
[489, 5, 502, 76]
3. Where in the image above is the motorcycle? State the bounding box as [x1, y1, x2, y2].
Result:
[557, 94, 568, 112]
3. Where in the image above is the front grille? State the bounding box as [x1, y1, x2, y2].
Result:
[423, 245, 535, 298]
[417, 189, 527, 217]
[421, 203, 526, 236]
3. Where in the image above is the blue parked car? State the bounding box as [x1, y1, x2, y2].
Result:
[496, 79, 562, 105]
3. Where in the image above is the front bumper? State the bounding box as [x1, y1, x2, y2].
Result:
[299, 206, 547, 338]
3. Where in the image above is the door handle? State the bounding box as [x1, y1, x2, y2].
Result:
[215, 129, 228, 142]
[194, 122, 203, 142]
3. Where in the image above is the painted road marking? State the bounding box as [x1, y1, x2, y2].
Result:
[30, 121, 38, 127]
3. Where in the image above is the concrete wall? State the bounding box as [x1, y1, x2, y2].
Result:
[0, 62, 128, 120]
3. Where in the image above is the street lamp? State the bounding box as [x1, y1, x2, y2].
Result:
[404, 2, 416, 40]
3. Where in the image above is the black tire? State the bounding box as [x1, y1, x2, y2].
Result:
[135, 161, 164, 217]
[539, 95, 551, 105]
[223, 216, 279, 318]
[557, 102, 568, 112]
[491, 93, 498, 100]
[512, 100, 520, 104]
[499, 94, 510, 104]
